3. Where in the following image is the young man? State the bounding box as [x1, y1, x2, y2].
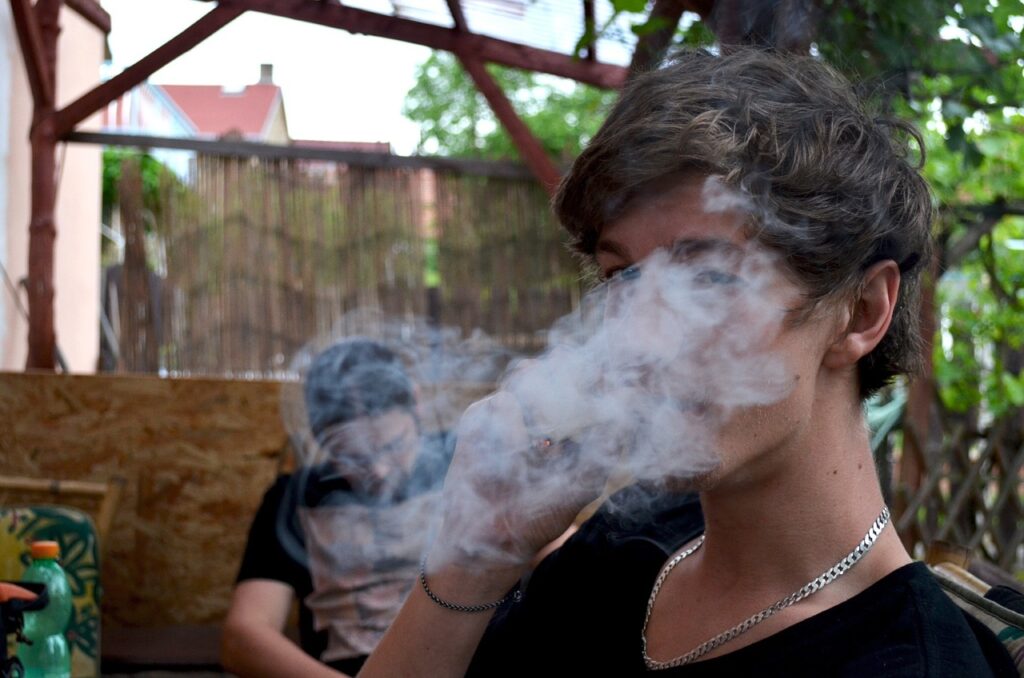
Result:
[221, 339, 451, 678]
[360, 49, 1014, 676]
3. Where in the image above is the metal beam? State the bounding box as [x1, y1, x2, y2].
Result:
[9, 0, 53, 107]
[63, 131, 537, 179]
[65, 0, 111, 33]
[53, 5, 246, 137]
[457, 55, 561, 195]
[224, 0, 627, 89]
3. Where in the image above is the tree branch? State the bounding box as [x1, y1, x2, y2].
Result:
[979, 234, 1020, 311]
[942, 199, 1024, 270]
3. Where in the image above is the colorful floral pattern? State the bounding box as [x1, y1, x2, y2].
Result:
[0, 507, 101, 677]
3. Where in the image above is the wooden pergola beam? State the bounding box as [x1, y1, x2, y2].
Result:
[9, 0, 54, 107]
[582, 0, 596, 61]
[65, 0, 111, 33]
[445, 0, 468, 32]
[223, 0, 627, 90]
[53, 5, 246, 136]
[457, 55, 561, 196]
[24, 0, 62, 370]
[65, 130, 536, 179]
[628, 0, 693, 76]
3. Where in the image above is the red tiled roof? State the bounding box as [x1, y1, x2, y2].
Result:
[158, 84, 282, 139]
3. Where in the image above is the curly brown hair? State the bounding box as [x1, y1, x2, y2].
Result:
[555, 48, 933, 398]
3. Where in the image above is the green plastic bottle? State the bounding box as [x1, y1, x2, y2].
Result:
[19, 541, 71, 678]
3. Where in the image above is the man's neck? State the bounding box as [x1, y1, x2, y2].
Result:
[696, 393, 910, 590]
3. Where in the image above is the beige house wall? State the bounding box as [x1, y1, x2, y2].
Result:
[2, 9, 104, 371]
[261, 97, 289, 143]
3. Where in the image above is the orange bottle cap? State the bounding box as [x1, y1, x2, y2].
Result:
[30, 541, 60, 560]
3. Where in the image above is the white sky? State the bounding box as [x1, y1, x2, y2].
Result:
[100, 0, 432, 154]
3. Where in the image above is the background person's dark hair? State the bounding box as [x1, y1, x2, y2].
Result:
[555, 47, 933, 398]
[303, 338, 415, 440]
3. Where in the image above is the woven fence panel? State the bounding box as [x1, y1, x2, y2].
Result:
[433, 171, 581, 353]
[142, 156, 580, 375]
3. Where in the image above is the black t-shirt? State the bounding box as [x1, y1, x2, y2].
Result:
[235, 432, 453, 675]
[468, 487, 1015, 677]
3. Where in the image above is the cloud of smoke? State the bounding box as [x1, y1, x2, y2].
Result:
[273, 177, 804, 577]
[431, 180, 802, 566]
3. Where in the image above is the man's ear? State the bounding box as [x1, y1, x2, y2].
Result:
[823, 261, 900, 369]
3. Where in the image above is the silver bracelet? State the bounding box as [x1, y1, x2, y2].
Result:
[418, 556, 522, 613]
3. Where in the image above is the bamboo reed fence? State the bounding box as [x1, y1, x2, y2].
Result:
[110, 154, 581, 375]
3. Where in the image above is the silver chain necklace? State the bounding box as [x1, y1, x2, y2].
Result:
[642, 505, 890, 670]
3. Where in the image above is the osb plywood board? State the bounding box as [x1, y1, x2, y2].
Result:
[0, 371, 288, 627]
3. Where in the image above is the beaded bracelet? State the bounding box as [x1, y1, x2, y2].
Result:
[418, 556, 523, 613]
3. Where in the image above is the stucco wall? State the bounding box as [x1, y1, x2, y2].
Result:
[2, 8, 103, 371]
[262, 96, 290, 143]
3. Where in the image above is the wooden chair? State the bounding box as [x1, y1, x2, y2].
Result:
[0, 475, 125, 549]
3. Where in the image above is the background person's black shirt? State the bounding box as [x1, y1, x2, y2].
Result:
[235, 432, 453, 675]
[468, 487, 1015, 677]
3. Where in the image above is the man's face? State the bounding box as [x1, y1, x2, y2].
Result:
[593, 173, 839, 488]
[319, 408, 420, 496]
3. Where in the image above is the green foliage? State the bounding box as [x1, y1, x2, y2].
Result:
[101, 148, 177, 222]
[826, 0, 1024, 418]
[403, 52, 617, 161]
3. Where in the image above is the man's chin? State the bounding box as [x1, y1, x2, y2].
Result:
[660, 462, 722, 494]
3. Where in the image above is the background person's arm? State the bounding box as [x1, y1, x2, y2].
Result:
[221, 579, 346, 678]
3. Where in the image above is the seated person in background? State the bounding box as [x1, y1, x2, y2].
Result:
[221, 339, 452, 678]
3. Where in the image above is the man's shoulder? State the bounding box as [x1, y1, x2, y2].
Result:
[839, 562, 1009, 677]
[902, 565, 1017, 677]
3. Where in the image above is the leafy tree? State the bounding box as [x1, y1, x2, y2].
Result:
[102, 148, 176, 222]
[403, 52, 617, 161]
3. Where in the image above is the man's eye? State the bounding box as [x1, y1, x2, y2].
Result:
[609, 264, 641, 283]
[693, 269, 740, 286]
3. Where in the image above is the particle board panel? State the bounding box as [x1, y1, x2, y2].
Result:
[0, 371, 287, 627]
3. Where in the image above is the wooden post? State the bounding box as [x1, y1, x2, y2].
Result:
[24, 0, 61, 369]
[897, 252, 939, 547]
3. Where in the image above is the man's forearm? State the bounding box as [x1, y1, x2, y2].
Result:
[222, 621, 347, 678]
[359, 564, 522, 677]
